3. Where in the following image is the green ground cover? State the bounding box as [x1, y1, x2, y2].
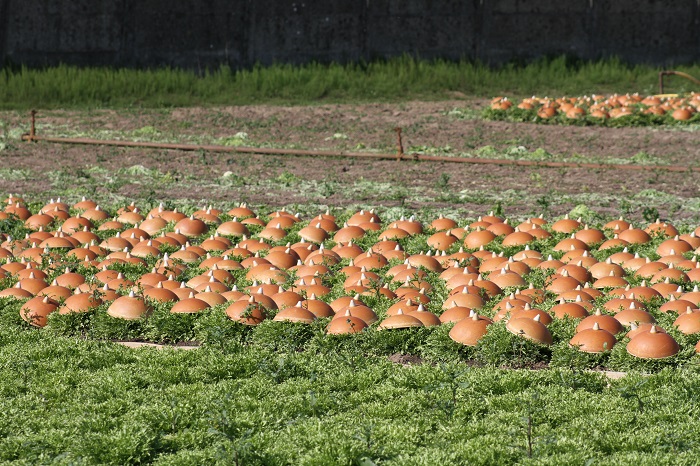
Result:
[1, 203, 700, 463]
[2, 56, 699, 109]
[3, 324, 700, 465]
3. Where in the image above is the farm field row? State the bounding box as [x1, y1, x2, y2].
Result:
[485, 93, 700, 127]
[2, 194, 700, 369]
[2, 196, 700, 464]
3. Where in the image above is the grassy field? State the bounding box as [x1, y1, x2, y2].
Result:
[2, 56, 700, 109]
[3, 324, 700, 465]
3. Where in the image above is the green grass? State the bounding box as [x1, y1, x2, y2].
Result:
[3, 318, 700, 464]
[2, 56, 700, 109]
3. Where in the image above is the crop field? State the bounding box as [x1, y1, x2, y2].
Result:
[484, 94, 700, 127]
[1, 59, 700, 464]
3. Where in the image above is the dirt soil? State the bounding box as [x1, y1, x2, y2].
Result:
[388, 353, 423, 366]
[1, 100, 699, 221]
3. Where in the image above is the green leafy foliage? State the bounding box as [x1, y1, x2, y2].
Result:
[3, 56, 700, 109]
[249, 319, 322, 353]
[88, 303, 144, 341]
[476, 322, 551, 368]
[142, 302, 200, 344]
[3, 322, 700, 464]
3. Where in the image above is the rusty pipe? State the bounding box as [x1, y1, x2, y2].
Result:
[658, 70, 700, 94]
[20, 132, 700, 174]
[20, 134, 397, 159]
[394, 127, 404, 161]
[30, 110, 36, 139]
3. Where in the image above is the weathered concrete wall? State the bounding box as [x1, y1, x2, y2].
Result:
[367, 0, 477, 61]
[249, 1, 366, 65]
[126, 0, 250, 68]
[478, 0, 593, 63]
[2, 0, 699, 68]
[592, 0, 700, 66]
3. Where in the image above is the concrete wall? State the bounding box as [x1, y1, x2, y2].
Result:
[2, 0, 699, 68]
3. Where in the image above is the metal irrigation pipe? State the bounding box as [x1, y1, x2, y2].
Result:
[658, 70, 700, 95]
[21, 111, 700, 173]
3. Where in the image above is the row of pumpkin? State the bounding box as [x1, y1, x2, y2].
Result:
[490, 93, 700, 120]
[2, 195, 700, 359]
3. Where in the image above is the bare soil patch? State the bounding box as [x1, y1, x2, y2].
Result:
[1, 101, 699, 221]
[388, 353, 423, 366]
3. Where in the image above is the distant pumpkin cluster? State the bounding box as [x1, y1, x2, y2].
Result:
[1, 195, 700, 360]
[490, 93, 700, 120]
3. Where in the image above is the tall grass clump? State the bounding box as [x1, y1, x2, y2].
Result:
[1, 56, 700, 109]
